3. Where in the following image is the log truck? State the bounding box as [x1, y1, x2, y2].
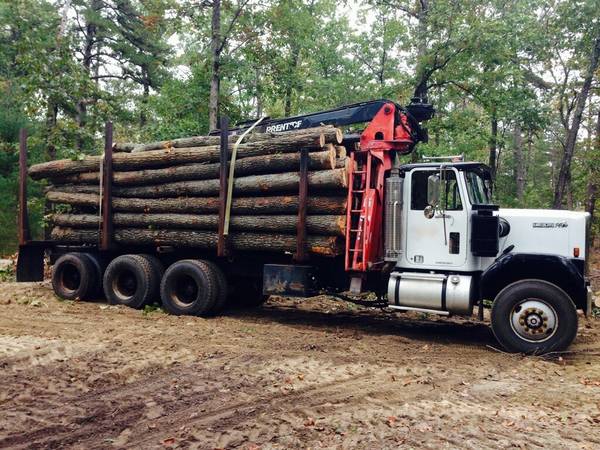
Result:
[16, 98, 592, 354]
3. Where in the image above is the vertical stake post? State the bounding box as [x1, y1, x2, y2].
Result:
[295, 148, 309, 262]
[18, 128, 30, 245]
[217, 116, 229, 257]
[101, 121, 114, 251]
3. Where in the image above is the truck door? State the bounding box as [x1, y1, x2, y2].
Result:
[405, 168, 468, 268]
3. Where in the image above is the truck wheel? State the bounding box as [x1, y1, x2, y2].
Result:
[160, 260, 217, 316]
[103, 254, 160, 309]
[139, 254, 164, 291]
[491, 280, 578, 354]
[52, 252, 98, 301]
[202, 261, 228, 315]
[81, 253, 104, 299]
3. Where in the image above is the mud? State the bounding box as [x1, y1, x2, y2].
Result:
[0, 281, 599, 449]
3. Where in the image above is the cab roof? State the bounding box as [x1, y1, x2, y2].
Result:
[399, 161, 492, 173]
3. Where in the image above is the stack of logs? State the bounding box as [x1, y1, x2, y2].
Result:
[29, 126, 350, 257]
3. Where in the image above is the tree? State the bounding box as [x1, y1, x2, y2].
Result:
[553, 33, 600, 208]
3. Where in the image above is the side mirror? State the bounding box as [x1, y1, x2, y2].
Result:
[427, 174, 440, 206]
[424, 205, 435, 219]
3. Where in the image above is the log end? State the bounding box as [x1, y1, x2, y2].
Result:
[326, 144, 337, 169]
[335, 145, 347, 159]
[309, 236, 343, 257]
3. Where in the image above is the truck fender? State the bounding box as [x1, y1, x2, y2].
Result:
[480, 253, 588, 312]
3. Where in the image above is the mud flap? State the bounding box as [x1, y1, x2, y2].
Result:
[16, 244, 46, 282]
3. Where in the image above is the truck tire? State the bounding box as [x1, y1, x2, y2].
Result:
[138, 254, 164, 292]
[202, 261, 228, 315]
[52, 252, 98, 301]
[160, 260, 217, 316]
[103, 254, 161, 309]
[81, 252, 104, 299]
[491, 279, 578, 354]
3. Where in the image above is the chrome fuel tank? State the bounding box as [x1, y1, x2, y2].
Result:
[387, 272, 474, 315]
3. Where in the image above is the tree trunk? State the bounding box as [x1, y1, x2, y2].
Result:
[46, 191, 348, 214]
[488, 108, 498, 180]
[52, 149, 340, 186]
[513, 122, 525, 204]
[140, 73, 149, 127]
[29, 126, 343, 179]
[412, 0, 430, 100]
[51, 227, 343, 257]
[52, 168, 348, 198]
[553, 34, 600, 209]
[52, 213, 346, 236]
[284, 45, 301, 116]
[76, 0, 101, 150]
[586, 109, 600, 245]
[255, 66, 263, 118]
[209, 0, 221, 131]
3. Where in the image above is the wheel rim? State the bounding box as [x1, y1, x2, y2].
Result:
[61, 263, 81, 293]
[171, 273, 199, 307]
[113, 269, 137, 301]
[510, 299, 558, 342]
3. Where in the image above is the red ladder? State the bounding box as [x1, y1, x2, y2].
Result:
[345, 149, 372, 271]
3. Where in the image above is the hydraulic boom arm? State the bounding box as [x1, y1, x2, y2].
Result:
[217, 98, 435, 277]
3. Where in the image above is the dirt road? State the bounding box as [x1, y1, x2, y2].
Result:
[0, 281, 599, 449]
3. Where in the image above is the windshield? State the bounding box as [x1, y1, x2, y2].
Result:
[465, 171, 492, 205]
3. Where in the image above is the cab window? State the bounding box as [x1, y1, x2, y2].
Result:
[411, 169, 463, 211]
[443, 173, 463, 211]
[411, 171, 436, 210]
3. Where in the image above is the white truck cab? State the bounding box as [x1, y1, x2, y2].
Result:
[384, 161, 591, 354]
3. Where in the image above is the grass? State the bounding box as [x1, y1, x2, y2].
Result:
[0, 267, 15, 282]
[142, 303, 164, 315]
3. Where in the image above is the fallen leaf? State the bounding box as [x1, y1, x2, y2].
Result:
[162, 437, 176, 447]
[581, 378, 600, 387]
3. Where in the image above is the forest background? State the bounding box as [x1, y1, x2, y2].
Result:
[1, 0, 599, 254]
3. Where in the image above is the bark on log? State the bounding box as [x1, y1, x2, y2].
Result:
[52, 213, 346, 236]
[115, 126, 343, 153]
[46, 191, 348, 214]
[48, 168, 348, 198]
[50, 227, 343, 257]
[114, 168, 347, 198]
[114, 142, 137, 152]
[30, 126, 343, 179]
[49, 149, 341, 186]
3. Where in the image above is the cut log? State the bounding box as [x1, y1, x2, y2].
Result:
[115, 126, 343, 153]
[52, 213, 346, 236]
[50, 149, 341, 186]
[46, 191, 348, 214]
[114, 142, 137, 152]
[30, 126, 343, 180]
[114, 168, 347, 198]
[335, 145, 347, 159]
[48, 168, 347, 198]
[50, 227, 343, 257]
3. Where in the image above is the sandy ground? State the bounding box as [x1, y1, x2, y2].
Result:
[0, 280, 599, 449]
